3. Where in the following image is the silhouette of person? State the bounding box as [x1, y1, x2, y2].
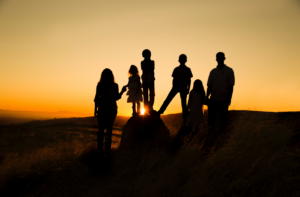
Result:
[206, 52, 235, 133]
[141, 49, 155, 115]
[186, 79, 205, 134]
[158, 54, 193, 126]
[125, 65, 143, 116]
[94, 68, 127, 156]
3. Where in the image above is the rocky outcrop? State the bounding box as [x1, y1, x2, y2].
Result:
[119, 113, 170, 152]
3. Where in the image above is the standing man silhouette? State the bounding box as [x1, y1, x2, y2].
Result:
[158, 54, 193, 126]
[206, 52, 235, 133]
[141, 49, 155, 114]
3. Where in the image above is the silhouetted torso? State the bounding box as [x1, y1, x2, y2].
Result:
[94, 82, 120, 111]
[172, 65, 193, 91]
[187, 90, 204, 127]
[141, 60, 155, 83]
[207, 65, 234, 101]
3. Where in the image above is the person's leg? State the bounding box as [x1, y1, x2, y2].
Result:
[158, 88, 178, 114]
[97, 113, 106, 155]
[149, 81, 155, 111]
[179, 91, 188, 126]
[219, 101, 229, 133]
[190, 126, 199, 138]
[208, 100, 217, 133]
[104, 110, 117, 156]
[137, 102, 141, 115]
[132, 102, 136, 115]
[142, 82, 149, 113]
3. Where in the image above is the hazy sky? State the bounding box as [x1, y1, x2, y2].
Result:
[1, 0, 300, 116]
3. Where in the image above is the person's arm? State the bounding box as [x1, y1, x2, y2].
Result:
[141, 61, 144, 71]
[116, 84, 127, 101]
[172, 68, 176, 87]
[227, 68, 235, 106]
[206, 71, 212, 100]
[94, 84, 99, 117]
[206, 86, 211, 100]
[152, 60, 155, 71]
[94, 103, 98, 117]
[227, 86, 233, 106]
[187, 78, 191, 95]
[124, 78, 130, 88]
[187, 92, 192, 110]
[186, 68, 192, 94]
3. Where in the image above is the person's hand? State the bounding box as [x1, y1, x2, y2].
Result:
[204, 97, 210, 106]
[94, 111, 98, 117]
[122, 86, 127, 92]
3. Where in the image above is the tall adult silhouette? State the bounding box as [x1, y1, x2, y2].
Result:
[94, 68, 126, 156]
[141, 49, 155, 114]
[206, 52, 235, 132]
[158, 54, 193, 126]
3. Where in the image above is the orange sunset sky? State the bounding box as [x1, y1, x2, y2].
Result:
[1, 0, 300, 116]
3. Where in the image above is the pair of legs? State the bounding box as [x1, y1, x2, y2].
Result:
[184, 126, 199, 138]
[142, 81, 155, 113]
[158, 87, 188, 125]
[97, 109, 117, 155]
[207, 100, 229, 133]
[132, 102, 141, 115]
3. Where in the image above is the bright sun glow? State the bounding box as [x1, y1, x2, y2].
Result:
[141, 108, 145, 115]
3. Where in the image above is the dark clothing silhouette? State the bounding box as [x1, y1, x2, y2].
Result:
[141, 59, 155, 112]
[207, 100, 228, 131]
[94, 82, 121, 111]
[142, 81, 154, 111]
[206, 64, 235, 131]
[97, 109, 117, 155]
[171, 65, 193, 91]
[159, 64, 193, 125]
[94, 82, 124, 155]
[159, 88, 188, 124]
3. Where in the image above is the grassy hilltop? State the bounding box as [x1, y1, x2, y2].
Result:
[0, 111, 300, 197]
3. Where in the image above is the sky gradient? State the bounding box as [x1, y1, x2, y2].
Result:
[1, 0, 300, 116]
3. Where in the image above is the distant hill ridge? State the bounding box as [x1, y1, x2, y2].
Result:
[0, 109, 91, 125]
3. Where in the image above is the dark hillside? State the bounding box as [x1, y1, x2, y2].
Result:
[0, 111, 299, 196]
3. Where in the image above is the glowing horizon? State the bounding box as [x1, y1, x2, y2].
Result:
[0, 0, 300, 117]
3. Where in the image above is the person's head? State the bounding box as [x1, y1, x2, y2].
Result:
[99, 68, 115, 83]
[129, 65, 139, 76]
[216, 52, 226, 64]
[179, 54, 187, 64]
[142, 49, 151, 59]
[193, 79, 205, 94]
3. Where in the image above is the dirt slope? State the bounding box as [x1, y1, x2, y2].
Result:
[0, 111, 299, 197]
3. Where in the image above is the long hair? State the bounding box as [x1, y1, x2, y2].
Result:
[128, 65, 139, 77]
[193, 79, 205, 101]
[99, 68, 115, 84]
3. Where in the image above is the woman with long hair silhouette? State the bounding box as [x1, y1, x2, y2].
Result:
[94, 68, 126, 156]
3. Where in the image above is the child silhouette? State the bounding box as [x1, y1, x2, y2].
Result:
[186, 79, 205, 134]
[158, 54, 193, 125]
[125, 65, 143, 115]
[141, 49, 155, 115]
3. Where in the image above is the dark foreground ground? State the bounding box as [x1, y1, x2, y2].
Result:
[0, 111, 300, 197]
